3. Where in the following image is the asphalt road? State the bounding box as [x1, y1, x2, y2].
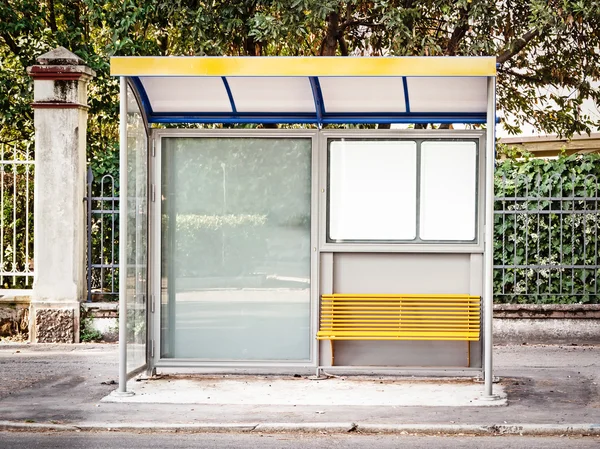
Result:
[1, 432, 599, 449]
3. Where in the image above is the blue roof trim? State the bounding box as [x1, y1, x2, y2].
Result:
[148, 112, 487, 125]
[149, 111, 485, 118]
[130, 77, 154, 117]
[402, 77, 411, 113]
[309, 77, 325, 126]
[221, 77, 237, 113]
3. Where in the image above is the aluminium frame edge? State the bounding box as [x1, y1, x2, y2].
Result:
[149, 128, 320, 369]
[118, 77, 128, 393]
[483, 76, 496, 398]
[317, 129, 486, 254]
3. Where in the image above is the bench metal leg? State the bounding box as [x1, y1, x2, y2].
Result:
[467, 341, 471, 367]
[330, 340, 334, 366]
[316, 341, 335, 378]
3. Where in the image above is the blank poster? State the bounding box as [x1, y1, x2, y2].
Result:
[420, 141, 477, 241]
[329, 140, 417, 240]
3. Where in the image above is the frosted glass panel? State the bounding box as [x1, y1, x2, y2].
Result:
[407, 77, 488, 112]
[125, 86, 147, 374]
[329, 140, 417, 240]
[420, 141, 477, 241]
[319, 77, 407, 112]
[161, 137, 311, 360]
[227, 77, 315, 112]
[141, 77, 231, 112]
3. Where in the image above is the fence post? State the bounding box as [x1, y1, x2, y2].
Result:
[86, 167, 93, 303]
[26, 47, 96, 343]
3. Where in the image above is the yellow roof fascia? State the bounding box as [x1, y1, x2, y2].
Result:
[110, 56, 496, 77]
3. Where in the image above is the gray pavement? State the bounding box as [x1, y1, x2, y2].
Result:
[0, 343, 599, 436]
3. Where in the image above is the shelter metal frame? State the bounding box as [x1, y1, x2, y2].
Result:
[112, 56, 498, 399]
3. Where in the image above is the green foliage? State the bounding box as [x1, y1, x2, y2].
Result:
[79, 314, 103, 342]
[1, 0, 599, 157]
[89, 141, 120, 188]
[494, 152, 600, 304]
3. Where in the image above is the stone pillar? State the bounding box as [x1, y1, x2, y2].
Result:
[27, 47, 96, 343]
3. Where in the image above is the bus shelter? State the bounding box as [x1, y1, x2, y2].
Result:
[110, 56, 498, 399]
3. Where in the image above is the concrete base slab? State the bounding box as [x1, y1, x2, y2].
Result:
[101, 375, 507, 407]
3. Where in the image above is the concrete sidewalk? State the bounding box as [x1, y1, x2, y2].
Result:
[0, 343, 598, 436]
[102, 375, 507, 407]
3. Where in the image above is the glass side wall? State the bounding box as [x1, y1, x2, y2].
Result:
[160, 137, 312, 361]
[125, 85, 148, 374]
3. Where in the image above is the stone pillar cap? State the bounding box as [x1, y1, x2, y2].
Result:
[36, 46, 85, 66]
[27, 46, 96, 80]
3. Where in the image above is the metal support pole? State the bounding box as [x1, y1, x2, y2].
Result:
[86, 168, 93, 303]
[117, 76, 130, 395]
[483, 75, 496, 398]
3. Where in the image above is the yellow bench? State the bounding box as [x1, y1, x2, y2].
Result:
[317, 294, 481, 367]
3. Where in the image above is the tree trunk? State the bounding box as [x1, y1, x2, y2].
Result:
[245, 35, 260, 56]
[320, 11, 340, 56]
[47, 0, 58, 32]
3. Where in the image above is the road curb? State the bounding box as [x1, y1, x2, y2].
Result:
[1, 421, 600, 436]
[254, 422, 358, 433]
[356, 423, 600, 436]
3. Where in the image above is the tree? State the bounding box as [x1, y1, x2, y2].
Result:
[1, 0, 599, 159]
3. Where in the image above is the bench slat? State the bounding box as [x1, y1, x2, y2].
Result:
[317, 336, 481, 341]
[317, 294, 481, 342]
[321, 300, 480, 303]
[317, 331, 480, 336]
[321, 310, 480, 314]
[318, 327, 480, 331]
[321, 316, 479, 320]
[323, 294, 479, 298]
[322, 313, 479, 316]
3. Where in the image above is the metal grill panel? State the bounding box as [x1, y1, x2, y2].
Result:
[494, 173, 600, 303]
